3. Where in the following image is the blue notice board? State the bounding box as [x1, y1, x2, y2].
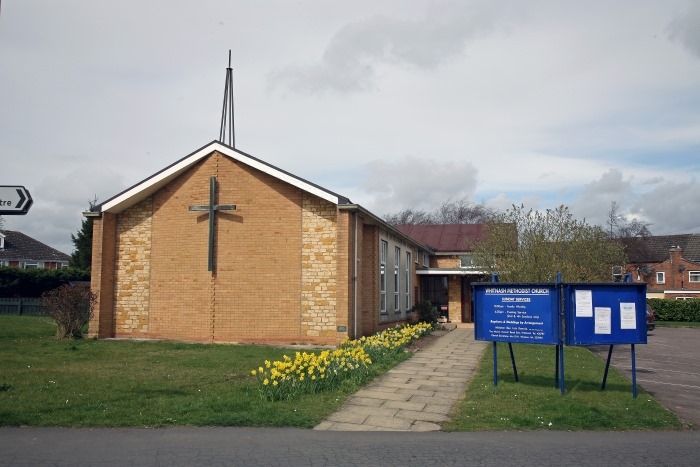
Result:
[564, 283, 647, 346]
[474, 283, 560, 345]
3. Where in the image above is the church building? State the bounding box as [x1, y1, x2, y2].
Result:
[87, 141, 437, 344]
[86, 56, 488, 344]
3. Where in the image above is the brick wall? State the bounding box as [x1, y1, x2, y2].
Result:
[301, 194, 338, 339]
[629, 248, 700, 294]
[91, 151, 357, 345]
[88, 213, 116, 338]
[114, 198, 152, 336]
[360, 222, 379, 335]
[448, 275, 462, 322]
[434, 256, 459, 268]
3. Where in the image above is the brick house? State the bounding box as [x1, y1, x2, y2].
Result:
[86, 141, 434, 344]
[395, 224, 488, 323]
[0, 230, 70, 269]
[622, 234, 700, 300]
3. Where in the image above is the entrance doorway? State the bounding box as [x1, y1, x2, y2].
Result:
[421, 276, 449, 320]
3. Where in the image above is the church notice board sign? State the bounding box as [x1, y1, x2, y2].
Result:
[564, 283, 647, 346]
[473, 283, 561, 345]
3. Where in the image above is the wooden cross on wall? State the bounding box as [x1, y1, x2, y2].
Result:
[188, 176, 236, 272]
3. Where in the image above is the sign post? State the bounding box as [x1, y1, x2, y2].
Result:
[564, 282, 646, 398]
[0, 186, 33, 215]
[474, 281, 561, 388]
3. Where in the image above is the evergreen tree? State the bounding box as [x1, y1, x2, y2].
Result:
[69, 217, 93, 271]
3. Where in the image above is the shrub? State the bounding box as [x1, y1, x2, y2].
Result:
[0, 267, 89, 298]
[40, 284, 96, 338]
[648, 298, 700, 322]
[413, 300, 439, 324]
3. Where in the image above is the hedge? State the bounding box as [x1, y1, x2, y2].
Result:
[0, 267, 90, 298]
[647, 298, 700, 322]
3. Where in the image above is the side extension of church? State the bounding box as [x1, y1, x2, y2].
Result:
[87, 141, 432, 345]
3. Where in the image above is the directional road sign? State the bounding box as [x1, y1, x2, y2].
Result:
[0, 186, 33, 215]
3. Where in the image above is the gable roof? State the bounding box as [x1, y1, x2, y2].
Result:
[0, 230, 71, 262]
[394, 224, 488, 253]
[621, 234, 700, 263]
[96, 141, 351, 214]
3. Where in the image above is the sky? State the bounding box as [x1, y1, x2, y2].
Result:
[1, 0, 700, 254]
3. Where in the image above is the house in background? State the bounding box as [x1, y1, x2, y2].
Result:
[622, 234, 700, 300]
[396, 224, 489, 323]
[0, 230, 71, 269]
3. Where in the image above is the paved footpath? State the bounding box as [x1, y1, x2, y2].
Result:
[315, 327, 487, 431]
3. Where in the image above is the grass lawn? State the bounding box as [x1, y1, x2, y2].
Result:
[655, 321, 700, 328]
[0, 315, 409, 427]
[445, 342, 682, 431]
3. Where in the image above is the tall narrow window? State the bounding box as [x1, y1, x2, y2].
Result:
[380, 240, 387, 313]
[405, 251, 411, 310]
[394, 246, 400, 313]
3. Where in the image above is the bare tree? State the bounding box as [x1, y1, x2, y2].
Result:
[384, 199, 496, 225]
[383, 208, 433, 225]
[606, 201, 652, 238]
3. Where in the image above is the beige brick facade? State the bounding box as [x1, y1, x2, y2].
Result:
[114, 198, 152, 335]
[301, 194, 338, 338]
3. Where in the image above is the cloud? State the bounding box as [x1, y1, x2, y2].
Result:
[358, 155, 478, 214]
[3, 165, 125, 254]
[632, 178, 700, 234]
[570, 169, 634, 224]
[668, 2, 700, 58]
[269, 1, 504, 94]
[569, 169, 700, 235]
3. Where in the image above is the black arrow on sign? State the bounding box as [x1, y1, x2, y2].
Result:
[15, 188, 26, 210]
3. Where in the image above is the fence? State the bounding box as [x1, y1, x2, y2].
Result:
[0, 298, 47, 315]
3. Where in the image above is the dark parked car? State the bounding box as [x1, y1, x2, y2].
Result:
[646, 304, 656, 331]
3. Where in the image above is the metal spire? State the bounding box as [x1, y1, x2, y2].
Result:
[218, 50, 235, 147]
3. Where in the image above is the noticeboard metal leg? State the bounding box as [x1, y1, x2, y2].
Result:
[601, 345, 614, 390]
[508, 342, 519, 382]
[493, 341, 498, 387]
[555, 345, 559, 387]
[631, 344, 637, 399]
[559, 342, 565, 394]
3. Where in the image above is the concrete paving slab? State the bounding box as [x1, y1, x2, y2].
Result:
[315, 328, 487, 432]
[395, 409, 450, 423]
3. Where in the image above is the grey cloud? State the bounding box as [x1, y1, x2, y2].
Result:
[360, 156, 478, 214]
[570, 169, 633, 225]
[632, 179, 700, 234]
[668, 2, 700, 57]
[570, 169, 700, 236]
[4, 166, 125, 254]
[269, 2, 504, 94]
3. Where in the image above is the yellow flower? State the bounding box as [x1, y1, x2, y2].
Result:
[263, 378, 269, 386]
[250, 369, 257, 376]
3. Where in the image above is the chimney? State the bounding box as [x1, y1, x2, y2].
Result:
[669, 246, 683, 289]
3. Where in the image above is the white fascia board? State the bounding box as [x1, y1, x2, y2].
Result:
[416, 269, 487, 275]
[102, 142, 338, 213]
[663, 290, 700, 294]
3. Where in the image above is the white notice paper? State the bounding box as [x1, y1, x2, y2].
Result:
[620, 303, 637, 330]
[594, 307, 612, 334]
[575, 290, 593, 317]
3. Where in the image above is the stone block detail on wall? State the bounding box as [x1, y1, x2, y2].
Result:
[114, 197, 153, 335]
[301, 194, 337, 337]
